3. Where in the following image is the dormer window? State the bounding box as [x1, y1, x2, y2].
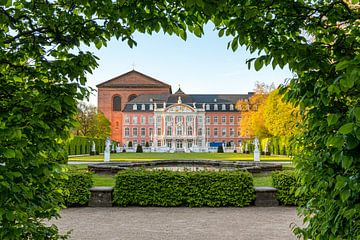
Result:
[230, 104, 234, 110]
[133, 104, 137, 110]
[214, 98, 217, 102]
[222, 104, 226, 110]
[141, 104, 145, 110]
[206, 104, 210, 110]
[149, 104, 153, 110]
[214, 104, 218, 110]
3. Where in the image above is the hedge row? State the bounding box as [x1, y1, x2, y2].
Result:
[62, 170, 93, 207]
[272, 170, 308, 206]
[67, 136, 105, 155]
[242, 136, 294, 156]
[113, 170, 255, 207]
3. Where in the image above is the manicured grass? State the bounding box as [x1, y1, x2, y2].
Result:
[93, 174, 116, 186]
[68, 152, 291, 162]
[253, 173, 273, 187]
[91, 172, 273, 187]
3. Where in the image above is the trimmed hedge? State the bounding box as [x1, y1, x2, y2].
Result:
[272, 170, 308, 206]
[67, 136, 105, 155]
[113, 170, 255, 207]
[62, 171, 93, 207]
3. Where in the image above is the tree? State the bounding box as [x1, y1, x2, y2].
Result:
[74, 102, 110, 139]
[264, 89, 300, 137]
[236, 82, 272, 139]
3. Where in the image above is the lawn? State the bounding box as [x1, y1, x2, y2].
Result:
[68, 152, 291, 162]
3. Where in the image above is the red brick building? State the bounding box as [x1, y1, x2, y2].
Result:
[97, 70, 253, 151]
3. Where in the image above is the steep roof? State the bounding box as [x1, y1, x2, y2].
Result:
[96, 70, 172, 89]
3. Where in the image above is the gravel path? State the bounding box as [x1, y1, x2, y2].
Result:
[51, 207, 302, 240]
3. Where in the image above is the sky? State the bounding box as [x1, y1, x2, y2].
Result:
[85, 24, 294, 106]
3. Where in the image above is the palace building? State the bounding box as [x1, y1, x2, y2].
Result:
[97, 70, 253, 151]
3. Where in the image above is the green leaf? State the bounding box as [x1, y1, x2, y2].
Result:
[4, 149, 15, 158]
[335, 60, 350, 71]
[326, 136, 344, 148]
[327, 114, 341, 126]
[353, 107, 360, 121]
[340, 189, 350, 202]
[338, 123, 354, 134]
[231, 38, 238, 51]
[254, 58, 263, 71]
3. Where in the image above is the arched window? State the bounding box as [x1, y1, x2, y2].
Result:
[128, 94, 137, 102]
[113, 96, 121, 111]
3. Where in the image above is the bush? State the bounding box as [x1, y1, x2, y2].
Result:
[272, 170, 308, 206]
[62, 170, 93, 207]
[145, 141, 150, 147]
[136, 145, 143, 153]
[113, 170, 255, 207]
[67, 136, 105, 155]
[217, 145, 224, 153]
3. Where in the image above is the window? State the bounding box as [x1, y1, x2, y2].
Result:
[176, 126, 182, 136]
[230, 116, 234, 125]
[238, 116, 241, 123]
[113, 96, 121, 111]
[156, 116, 161, 124]
[132, 104, 137, 110]
[186, 116, 193, 123]
[157, 140, 161, 147]
[198, 128, 202, 135]
[222, 116, 226, 124]
[166, 126, 172, 136]
[141, 140, 145, 146]
[149, 104, 153, 110]
[222, 104, 226, 110]
[166, 116, 172, 123]
[141, 116, 146, 125]
[132, 116, 138, 124]
[132, 128, 138, 137]
[133, 140, 138, 146]
[230, 104, 234, 110]
[124, 115, 130, 124]
[206, 128, 210, 136]
[230, 128, 235, 137]
[238, 128, 241, 137]
[222, 128, 226, 137]
[198, 116, 203, 124]
[176, 116, 182, 123]
[149, 117, 154, 124]
[206, 116, 210, 124]
[141, 104, 145, 110]
[206, 104, 210, 110]
[214, 128, 218, 137]
[124, 128, 130, 137]
[214, 104, 218, 110]
[157, 128, 161, 136]
[149, 128, 153, 137]
[187, 126, 193, 136]
[214, 116, 218, 124]
[141, 128, 146, 137]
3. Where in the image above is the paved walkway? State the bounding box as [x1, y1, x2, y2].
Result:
[51, 207, 302, 240]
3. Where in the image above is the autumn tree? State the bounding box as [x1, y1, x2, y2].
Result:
[75, 102, 110, 139]
[264, 89, 300, 137]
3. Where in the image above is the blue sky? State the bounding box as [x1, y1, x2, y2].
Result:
[86, 24, 294, 106]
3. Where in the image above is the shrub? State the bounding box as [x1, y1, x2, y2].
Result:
[136, 145, 143, 153]
[145, 141, 150, 147]
[128, 141, 133, 148]
[217, 145, 224, 153]
[62, 170, 93, 207]
[113, 170, 255, 207]
[272, 170, 308, 206]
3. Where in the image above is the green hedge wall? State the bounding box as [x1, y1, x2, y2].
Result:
[67, 136, 105, 155]
[113, 170, 255, 207]
[272, 170, 308, 206]
[62, 171, 93, 207]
